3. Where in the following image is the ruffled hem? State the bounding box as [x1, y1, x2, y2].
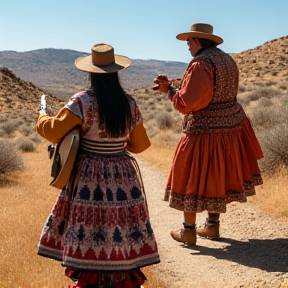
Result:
[66, 267, 146, 288]
[164, 174, 262, 213]
[165, 117, 263, 212]
[37, 151, 160, 272]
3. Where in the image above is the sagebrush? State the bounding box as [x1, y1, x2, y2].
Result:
[0, 139, 23, 174]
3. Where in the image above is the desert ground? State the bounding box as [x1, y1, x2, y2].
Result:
[1, 35, 288, 287]
[138, 157, 288, 288]
[0, 143, 287, 288]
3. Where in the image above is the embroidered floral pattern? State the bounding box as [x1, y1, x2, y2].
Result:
[38, 92, 159, 271]
[66, 91, 143, 139]
[183, 48, 244, 135]
[164, 175, 263, 213]
[165, 47, 263, 213]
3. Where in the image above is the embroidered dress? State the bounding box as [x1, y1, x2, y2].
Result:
[164, 47, 263, 213]
[36, 91, 159, 273]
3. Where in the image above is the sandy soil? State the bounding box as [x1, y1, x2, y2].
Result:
[136, 158, 288, 288]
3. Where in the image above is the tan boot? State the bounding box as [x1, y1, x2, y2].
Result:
[196, 218, 220, 239]
[170, 226, 196, 245]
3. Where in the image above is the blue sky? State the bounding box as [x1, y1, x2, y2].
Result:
[0, 0, 287, 63]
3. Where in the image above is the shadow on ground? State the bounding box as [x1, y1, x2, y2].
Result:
[185, 237, 288, 273]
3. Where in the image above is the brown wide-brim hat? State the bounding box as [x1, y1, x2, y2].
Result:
[176, 23, 223, 45]
[75, 43, 131, 73]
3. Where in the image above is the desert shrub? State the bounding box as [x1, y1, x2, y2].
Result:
[0, 139, 24, 174]
[165, 102, 173, 112]
[17, 119, 24, 126]
[19, 124, 34, 136]
[267, 106, 288, 127]
[21, 112, 38, 124]
[249, 109, 271, 129]
[248, 87, 279, 101]
[155, 95, 163, 102]
[136, 92, 149, 101]
[156, 112, 173, 129]
[265, 80, 277, 86]
[257, 97, 272, 108]
[10, 112, 18, 119]
[146, 126, 158, 138]
[153, 129, 181, 149]
[1, 120, 18, 136]
[238, 85, 247, 93]
[0, 115, 8, 123]
[279, 95, 288, 106]
[252, 105, 288, 175]
[145, 111, 156, 122]
[16, 137, 35, 152]
[29, 132, 41, 143]
[171, 119, 183, 134]
[250, 105, 288, 130]
[278, 81, 288, 91]
[147, 98, 155, 106]
[237, 92, 252, 106]
[258, 123, 288, 175]
[252, 81, 262, 86]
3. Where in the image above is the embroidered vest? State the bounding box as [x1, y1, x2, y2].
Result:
[183, 47, 246, 134]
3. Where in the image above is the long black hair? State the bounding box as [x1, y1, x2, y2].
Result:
[89, 72, 132, 138]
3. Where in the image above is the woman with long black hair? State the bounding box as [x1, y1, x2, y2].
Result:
[35, 44, 160, 288]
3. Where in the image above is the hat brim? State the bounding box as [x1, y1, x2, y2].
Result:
[176, 31, 223, 45]
[75, 55, 131, 73]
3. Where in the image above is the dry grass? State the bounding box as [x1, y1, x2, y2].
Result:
[140, 139, 176, 175]
[0, 143, 71, 288]
[250, 171, 288, 218]
[0, 142, 169, 288]
[1, 84, 288, 287]
[0, 135, 288, 288]
[141, 138, 288, 220]
[1, 95, 288, 287]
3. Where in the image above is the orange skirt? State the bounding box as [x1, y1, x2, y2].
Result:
[164, 117, 263, 213]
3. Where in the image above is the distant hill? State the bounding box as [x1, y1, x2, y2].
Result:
[0, 49, 90, 101]
[0, 35, 287, 101]
[0, 49, 187, 100]
[0, 67, 63, 116]
[232, 35, 288, 82]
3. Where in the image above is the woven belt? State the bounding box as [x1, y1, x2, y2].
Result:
[80, 139, 126, 154]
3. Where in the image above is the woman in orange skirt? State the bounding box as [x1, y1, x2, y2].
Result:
[155, 23, 263, 245]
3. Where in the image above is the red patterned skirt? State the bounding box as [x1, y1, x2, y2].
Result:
[66, 267, 146, 288]
[38, 150, 159, 276]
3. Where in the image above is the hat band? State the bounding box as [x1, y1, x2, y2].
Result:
[94, 60, 115, 67]
[92, 54, 115, 66]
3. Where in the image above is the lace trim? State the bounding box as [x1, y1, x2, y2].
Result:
[164, 175, 263, 213]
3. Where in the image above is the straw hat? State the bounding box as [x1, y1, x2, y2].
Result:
[176, 23, 223, 45]
[75, 43, 131, 73]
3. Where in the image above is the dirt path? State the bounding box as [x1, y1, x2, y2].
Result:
[136, 158, 288, 288]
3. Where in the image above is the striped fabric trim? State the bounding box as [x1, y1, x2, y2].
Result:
[81, 139, 126, 154]
[62, 254, 160, 271]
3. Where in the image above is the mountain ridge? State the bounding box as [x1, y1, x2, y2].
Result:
[0, 49, 187, 100]
[0, 35, 287, 101]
